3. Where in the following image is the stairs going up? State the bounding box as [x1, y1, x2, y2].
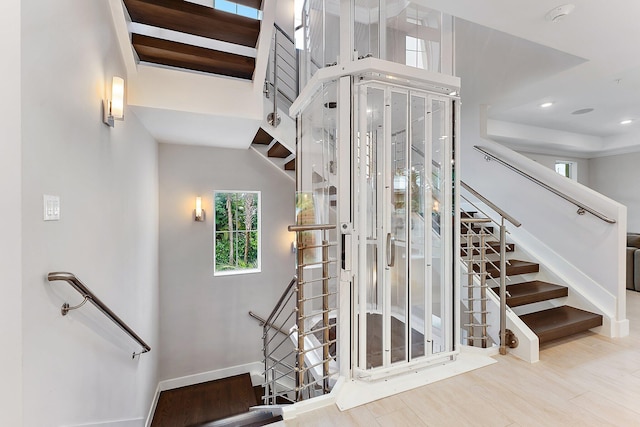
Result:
[475, 259, 539, 278]
[520, 306, 604, 345]
[122, 0, 262, 79]
[250, 127, 295, 181]
[462, 210, 603, 348]
[492, 281, 568, 307]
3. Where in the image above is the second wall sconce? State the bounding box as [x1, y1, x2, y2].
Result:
[103, 76, 125, 127]
[194, 196, 205, 222]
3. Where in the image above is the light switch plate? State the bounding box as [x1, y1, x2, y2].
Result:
[43, 195, 60, 221]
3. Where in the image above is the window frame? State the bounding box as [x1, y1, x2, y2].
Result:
[555, 160, 577, 182]
[213, 190, 262, 277]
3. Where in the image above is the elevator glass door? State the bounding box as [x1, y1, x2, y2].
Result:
[355, 81, 453, 375]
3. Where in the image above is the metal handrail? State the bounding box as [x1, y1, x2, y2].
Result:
[288, 224, 335, 232]
[248, 311, 290, 336]
[263, 276, 297, 328]
[47, 272, 151, 358]
[274, 22, 295, 45]
[257, 224, 338, 405]
[462, 181, 521, 228]
[460, 181, 521, 355]
[474, 145, 616, 224]
[266, 23, 299, 127]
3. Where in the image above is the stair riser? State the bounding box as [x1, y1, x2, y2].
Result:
[486, 264, 539, 278]
[537, 317, 603, 344]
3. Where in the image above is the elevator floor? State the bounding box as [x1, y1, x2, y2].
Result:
[365, 312, 425, 368]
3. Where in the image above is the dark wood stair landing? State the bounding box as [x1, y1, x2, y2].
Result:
[492, 281, 568, 307]
[520, 306, 603, 344]
[151, 373, 257, 427]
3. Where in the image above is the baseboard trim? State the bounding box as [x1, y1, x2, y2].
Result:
[158, 362, 264, 392]
[68, 418, 144, 427]
[145, 362, 263, 427]
[610, 318, 630, 338]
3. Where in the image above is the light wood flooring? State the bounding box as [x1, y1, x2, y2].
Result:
[284, 290, 640, 427]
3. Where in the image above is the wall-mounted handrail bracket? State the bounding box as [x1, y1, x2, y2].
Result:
[48, 271, 151, 357]
[61, 296, 90, 316]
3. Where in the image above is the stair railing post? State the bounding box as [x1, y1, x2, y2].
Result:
[268, 26, 281, 127]
[263, 325, 269, 404]
[295, 231, 305, 401]
[322, 229, 330, 393]
[465, 224, 475, 346]
[479, 229, 488, 349]
[499, 219, 508, 355]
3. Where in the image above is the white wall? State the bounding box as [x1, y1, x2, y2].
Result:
[518, 151, 590, 186]
[0, 0, 23, 425]
[590, 151, 640, 232]
[158, 143, 295, 381]
[460, 104, 627, 332]
[21, 1, 159, 426]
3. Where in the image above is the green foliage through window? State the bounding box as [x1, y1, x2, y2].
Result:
[214, 191, 260, 275]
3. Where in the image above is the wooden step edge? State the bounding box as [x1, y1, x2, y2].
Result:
[483, 259, 540, 278]
[252, 128, 273, 145]
[461, 242, 514, 256]
[491, 281, 568, 307]
[267, 141, 292, 158]
[520, 306, 603, 344]
[284, 159, 295, 171]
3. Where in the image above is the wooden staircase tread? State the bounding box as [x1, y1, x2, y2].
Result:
[461, 241, 514, 256]
[491, 280, 568, 307]
[284, 159, 295, 171]
[252, 128, 273, 145]
[132, 34, 255, 79]
[234, 0, 263, 10]
[151, 373, 257, 427]
[267, 141, 292, 158]
[460, 211, 477, 218]
[462, 225, 495, 234]
[520, 306, 603, 344]
[474, 259, 539, 278]
[123, 0, 260, 48]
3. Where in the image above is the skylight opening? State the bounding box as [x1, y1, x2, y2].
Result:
[214, 0, 262, 20]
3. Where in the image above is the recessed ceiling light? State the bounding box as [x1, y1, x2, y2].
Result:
[620, 119, 633, 125]
[571, 108, 594, 115]
[540, 102, 554, 108]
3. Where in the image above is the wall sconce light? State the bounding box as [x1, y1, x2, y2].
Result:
[194, 196, 205, 222]
[103, 76, 125, 127]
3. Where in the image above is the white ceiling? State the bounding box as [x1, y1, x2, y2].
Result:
[119, 1, 640, 156]
[426, 0, 640, 156]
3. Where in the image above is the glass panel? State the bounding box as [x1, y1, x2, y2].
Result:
[297, 81, 338, 226]
[364, 86, 384, 369]
[409, 94, 426, 359]
[384, 1, 442, 72]
[354, 0, 380, 59]
[390, 90, 408, 364]
[304, 0, 340, 82]
[430, 98, 447, 353]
